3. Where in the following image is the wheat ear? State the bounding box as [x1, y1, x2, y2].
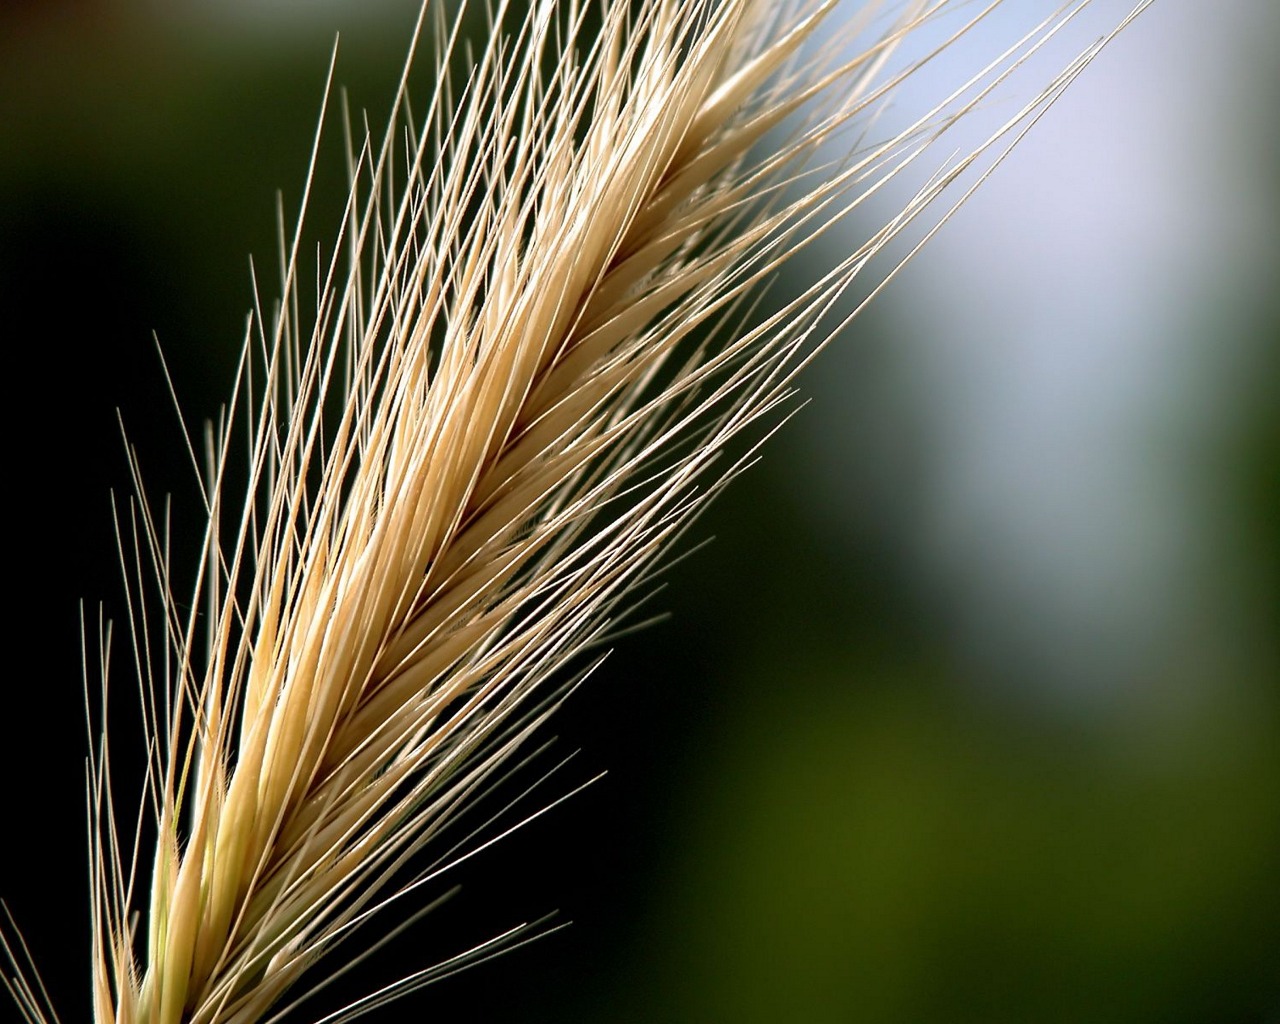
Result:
[0, 1, 1151, 1022]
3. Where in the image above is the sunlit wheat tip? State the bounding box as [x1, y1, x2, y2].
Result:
[0, 0, 1152, 1022]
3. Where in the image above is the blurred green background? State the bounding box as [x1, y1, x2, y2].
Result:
[1, 1, 1277, 1021]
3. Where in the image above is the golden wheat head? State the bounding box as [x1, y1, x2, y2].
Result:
[0, 1, 1151, 1022]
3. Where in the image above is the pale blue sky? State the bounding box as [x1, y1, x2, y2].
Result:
[806, 0, 1276, 705]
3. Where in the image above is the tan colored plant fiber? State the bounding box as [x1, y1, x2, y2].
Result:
[1, 1, 1151, 1022]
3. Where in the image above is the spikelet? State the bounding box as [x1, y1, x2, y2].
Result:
[1, 1, 1152, 1022]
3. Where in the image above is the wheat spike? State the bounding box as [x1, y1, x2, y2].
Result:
[0, 1, 1152, 1022]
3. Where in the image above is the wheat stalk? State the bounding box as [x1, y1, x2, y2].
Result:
[1, 1, 1152, 1022]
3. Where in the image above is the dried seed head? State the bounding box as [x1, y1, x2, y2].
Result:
[1, 2, 1152, 1023]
